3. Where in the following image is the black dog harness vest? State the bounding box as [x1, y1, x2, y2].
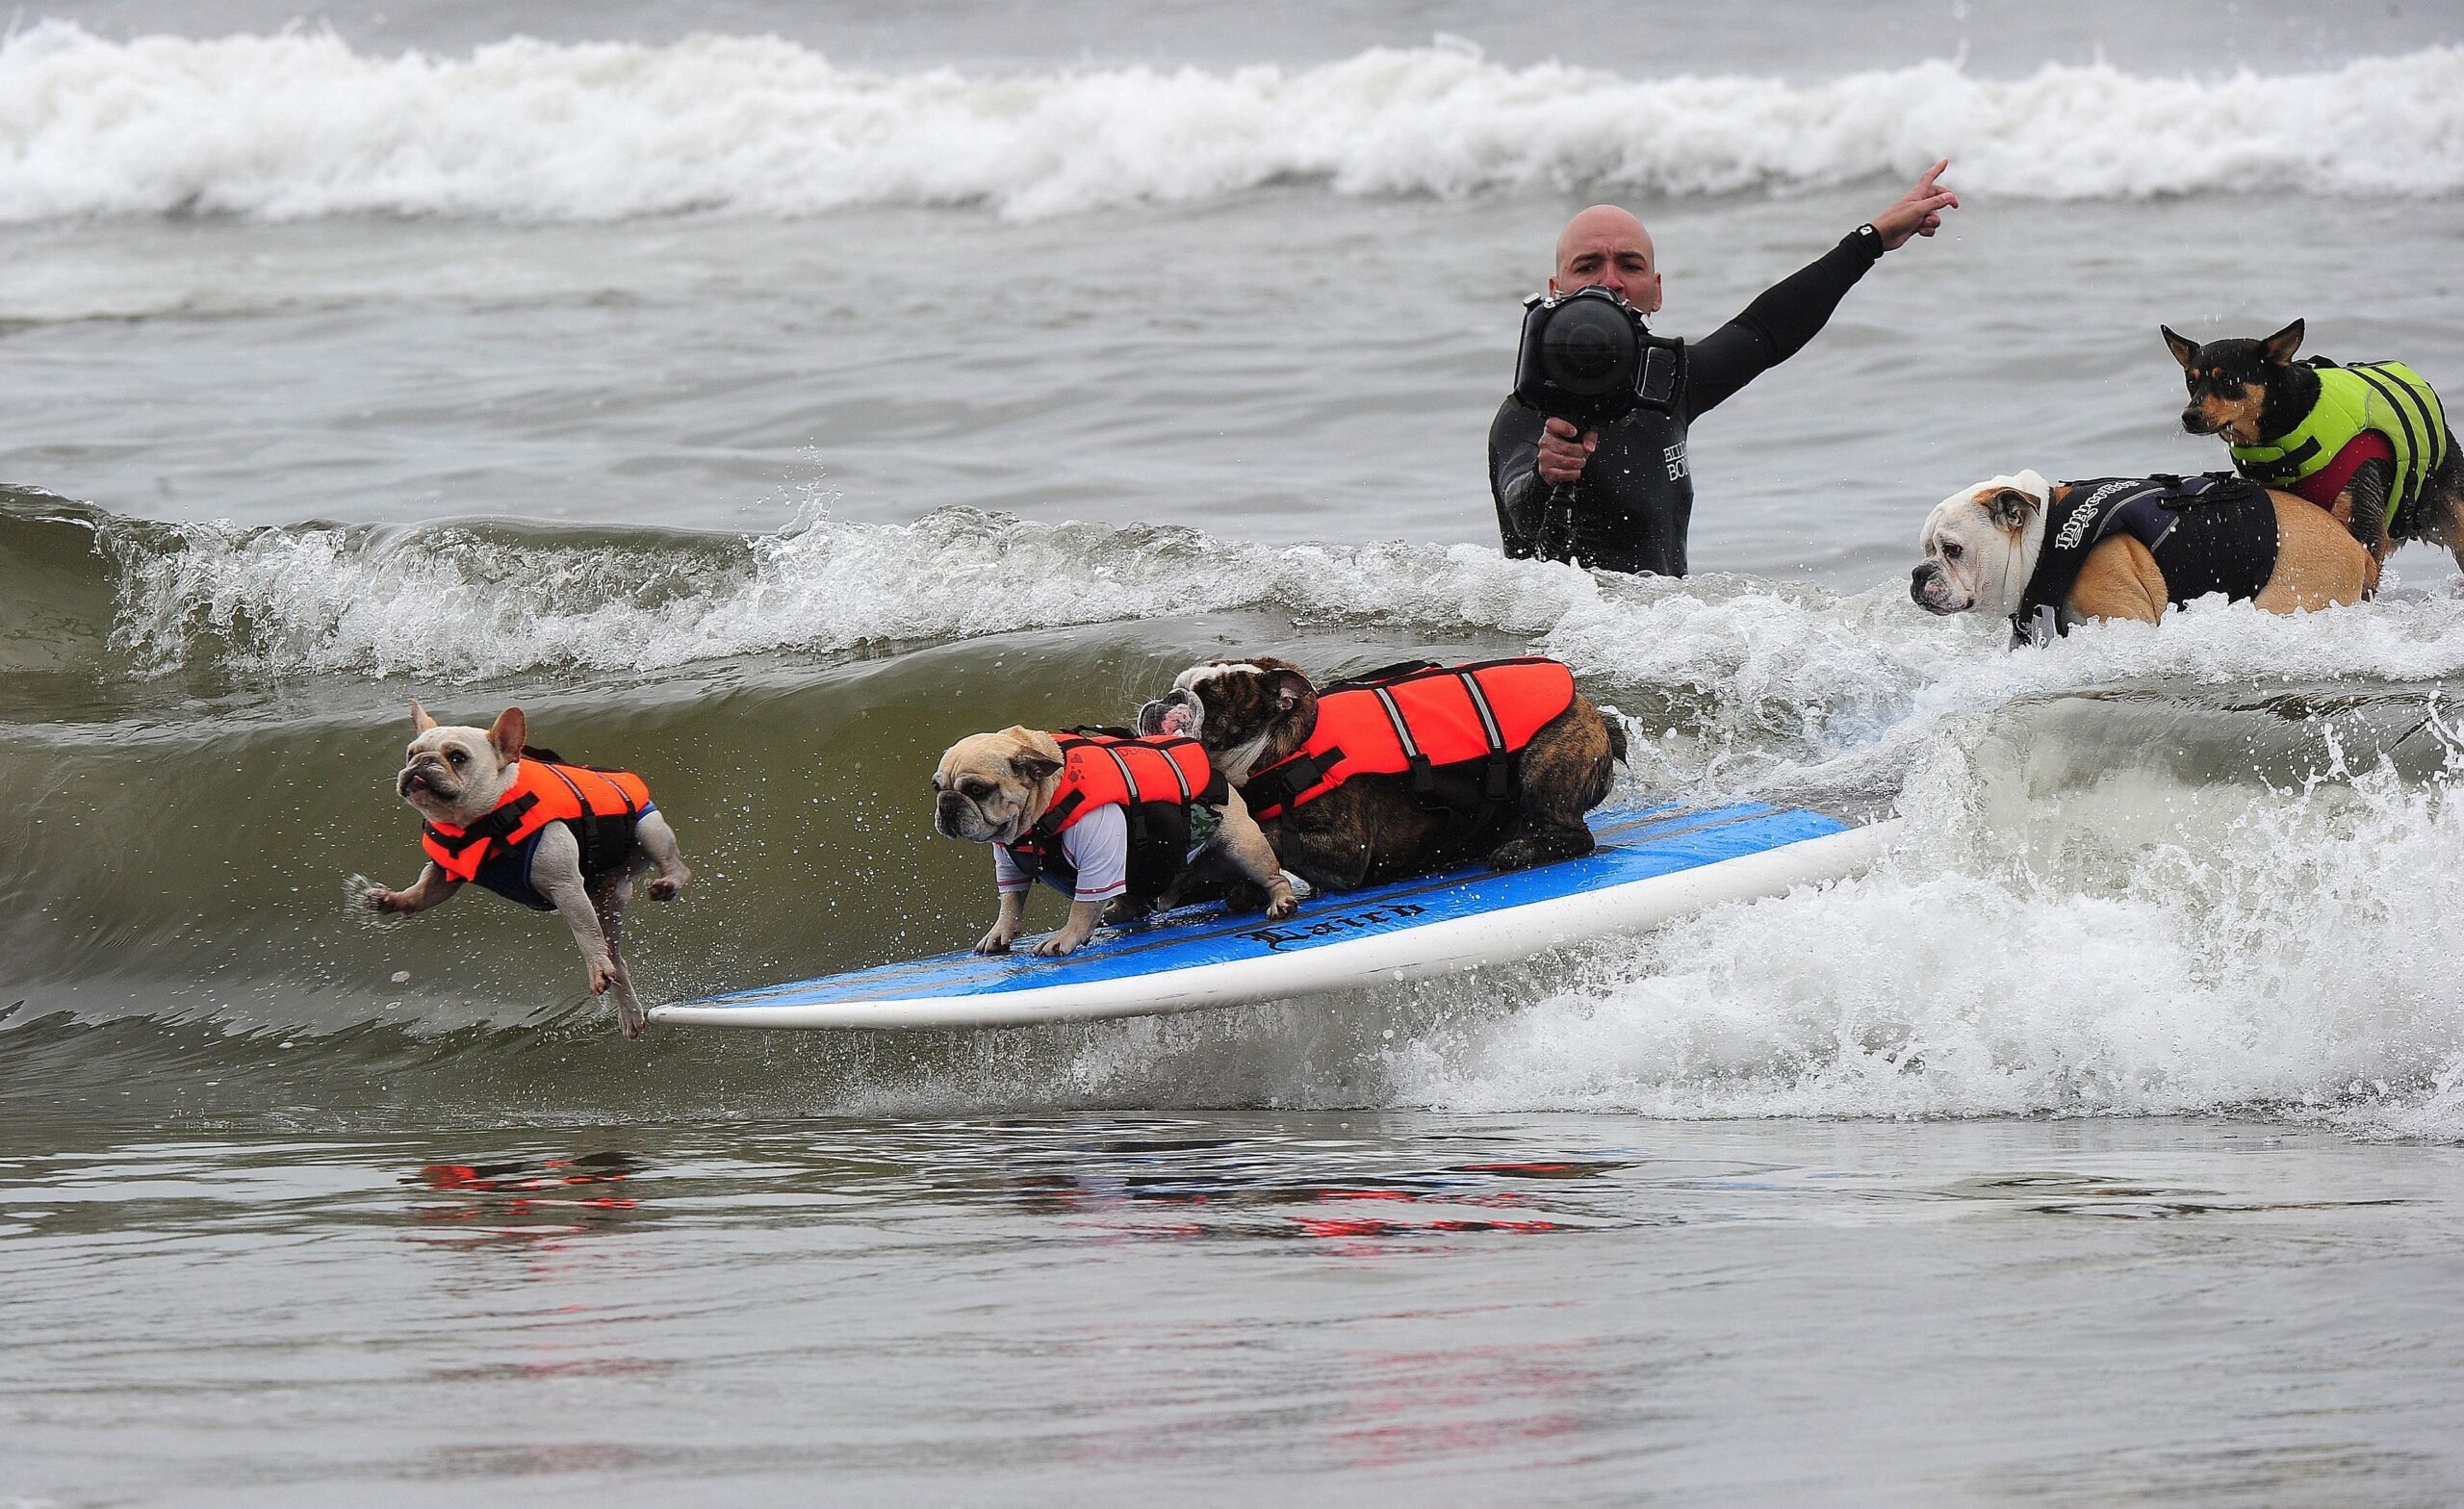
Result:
[2012, 473, 2279, 646]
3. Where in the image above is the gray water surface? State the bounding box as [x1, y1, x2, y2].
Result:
[9, 1114, 2461, 1507]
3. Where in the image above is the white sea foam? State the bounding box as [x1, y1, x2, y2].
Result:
[8, 24, 2464, 222]
[103, 506, 1602, 680]
[1387, 726, 2464, 1140]
[1444, 582, 2464, 1139]
[114, 504, 2464, 701]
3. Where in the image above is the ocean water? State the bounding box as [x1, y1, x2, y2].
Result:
[9, 2, 2464, 1503]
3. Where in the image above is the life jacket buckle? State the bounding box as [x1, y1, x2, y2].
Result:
[1481, 756, 1512, 804]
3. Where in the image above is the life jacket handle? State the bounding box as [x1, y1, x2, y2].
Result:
[531, 759, 640, 876]
[1326, 658, 1442, 692]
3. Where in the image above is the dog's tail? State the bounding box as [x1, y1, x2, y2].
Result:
[1578, 706, 1627, 813]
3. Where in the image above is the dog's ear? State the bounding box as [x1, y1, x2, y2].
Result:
[1982, 480, 2042, 531]
[1270, 669, 1311, 713]
[2262, 319, 2305, 366]
[998, 727, 1062, 785]
[485, 706, 527, 765]
[410, 699, 438, 733]
[2160, 325, 2197, 370]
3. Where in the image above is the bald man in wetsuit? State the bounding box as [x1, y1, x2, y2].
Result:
[1489, 161, 1960, 575]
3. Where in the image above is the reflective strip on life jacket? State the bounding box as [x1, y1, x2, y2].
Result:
[1239, 657, 1577, 821]
[1030, 731, 1220, 840]
[420, 756, 652, 883]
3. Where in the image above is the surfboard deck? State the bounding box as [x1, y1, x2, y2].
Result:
[650, 803, 1893, 1032]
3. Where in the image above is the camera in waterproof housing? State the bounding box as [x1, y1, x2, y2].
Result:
[1511, 285, 1686, 432]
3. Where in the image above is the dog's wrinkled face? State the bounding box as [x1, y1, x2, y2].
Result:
[1134, 658, 1316, 781]
[1912, 471, 2048, 618]
[2164, 320, 2301, 445]
[933, 728, 1063, 845]
[397, 702, 525, 826]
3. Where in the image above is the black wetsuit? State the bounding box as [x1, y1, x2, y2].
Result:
[1488, 227, 1885, 576]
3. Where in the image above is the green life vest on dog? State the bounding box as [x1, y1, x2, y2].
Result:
[2228, 361, 2450, 532]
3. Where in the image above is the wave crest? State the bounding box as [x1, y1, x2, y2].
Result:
[101, 505, 1600, 680]
[7, 25, 2464, 222]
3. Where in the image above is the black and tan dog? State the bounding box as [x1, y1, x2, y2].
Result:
[2163, 320, 2461, 572]
[1133, 655, 1624, 896]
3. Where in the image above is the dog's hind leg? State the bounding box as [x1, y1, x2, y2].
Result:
[2414, 450, 2464, 575]
[1271, 819, 1376, 894]
[2338, 457, 2393, 575]
[1487, 699, 1614, 872]
[590, 865, 648, 1039]
[1488, 818, 1595, 872]
[532, 824, 637, 1036]
[635, 810, 692, 901]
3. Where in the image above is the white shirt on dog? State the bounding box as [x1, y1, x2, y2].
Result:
[992, 804, 1128, 904]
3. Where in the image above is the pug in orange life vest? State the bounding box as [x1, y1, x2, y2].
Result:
[932, 725, 1296, 958]
[367, 703, 691, 1038]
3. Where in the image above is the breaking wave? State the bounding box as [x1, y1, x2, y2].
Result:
[1396, 721, 2464, 1135]
[13, 486, 2464, 1142]
[7, 25, 2464, 222]
[71, 500, 1594, 682]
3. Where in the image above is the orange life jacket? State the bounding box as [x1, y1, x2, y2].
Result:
[1238, 657, 1578, 822]
[1002, 730, 1226, 903]
[420, 753, 654, 910]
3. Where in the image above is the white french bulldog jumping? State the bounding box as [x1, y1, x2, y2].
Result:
[367, 703, 690, 1038]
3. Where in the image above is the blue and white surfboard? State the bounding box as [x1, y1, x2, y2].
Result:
[650, 803, 1893, 1031]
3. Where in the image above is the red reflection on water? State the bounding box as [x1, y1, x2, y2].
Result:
[403, 1152, 644, 1249]
[419, 1155, 636, 1194]
[1293, 1215, 1561, 1239]
[1328, 1340, 1601, 1469]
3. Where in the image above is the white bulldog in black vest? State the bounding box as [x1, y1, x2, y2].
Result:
[1911, 468, 2373, 644]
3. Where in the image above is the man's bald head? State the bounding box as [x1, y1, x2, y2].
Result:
[1552, 204, 1661, 314]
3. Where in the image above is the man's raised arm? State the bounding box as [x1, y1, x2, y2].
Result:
[1684, 160, 1959, 420]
